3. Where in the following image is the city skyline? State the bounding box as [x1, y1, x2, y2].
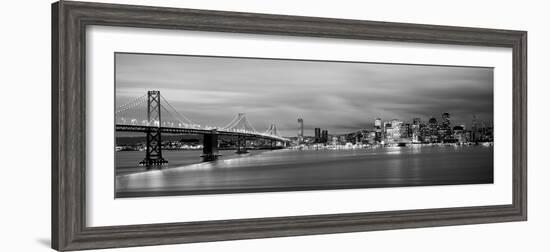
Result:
[116, 53, 493, 136]
[286, 113, 492, 138]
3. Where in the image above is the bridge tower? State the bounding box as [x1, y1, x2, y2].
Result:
[140, 90, 168, 166]
[235, 136, 248, 154]
[201, 129, 221, 161]
[265, 123, 280, 149]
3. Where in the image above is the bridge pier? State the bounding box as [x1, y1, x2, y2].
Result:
[236, 136, 248, 154]
[139, 127, 168, 166]
[201, 129, 221, 162]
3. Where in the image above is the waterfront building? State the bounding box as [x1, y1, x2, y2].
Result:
[331, 136, 338, 145]
[297, 118, 304, 144]
[365, 131, 376, 145]
[321, 130, 328, 143]
[489, 122, 494, 141]
[474, 121, 493, 142]
[442, 113, 451, 128]
[412, 118, 421, 143]
[471, 115, 479, 142]
[314, 127, 321, 143]
[374, 118, 382, 128]
[339, 135, 347, 144]
[400, 123, 412, 141]
[428, 117, 438, 127]
[453, 125, 468, 143]
[345, 132, 357, 144]
[384, 119, 402, 144]
[427, 117, 439, 143]
[374, 118, 382, 143]
[441, 112, 453, 142]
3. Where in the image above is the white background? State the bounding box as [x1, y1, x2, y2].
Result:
[0, 0, 547, 251]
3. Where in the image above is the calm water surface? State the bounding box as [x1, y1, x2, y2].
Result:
[115, 146, 493, 197]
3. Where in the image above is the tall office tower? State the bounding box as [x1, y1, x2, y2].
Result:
[374, 118, 382, 128]
[441, 112, 452, 141]
[412, 118, 421, 142]
[374, 118, 382, 143]
[386, 120, 402, 143]
[453, 125, 467, 143]
[471, 115, 478, 142]
[297, 118, 304, 143]
[321, 130, 328, 143]
[441, 113, 451, 128]
[428, 117, 439, 143]
[400, 123, 411, 139]
[314, 128, 321, 143]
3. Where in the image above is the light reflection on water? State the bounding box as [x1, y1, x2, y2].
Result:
[116, 145, 493, 197]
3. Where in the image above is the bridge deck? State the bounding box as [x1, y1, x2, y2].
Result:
[115, 124, 289, 142]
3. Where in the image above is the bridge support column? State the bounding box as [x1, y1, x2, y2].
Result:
[140, 90, 167, 166]
[201, 129, 221, 162]
[236, 136, 248, 154]
[139, 127, 168, 166]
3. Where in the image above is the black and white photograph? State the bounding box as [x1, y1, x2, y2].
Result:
[2, 0, 541, 251]
[114, 52, 494, 198]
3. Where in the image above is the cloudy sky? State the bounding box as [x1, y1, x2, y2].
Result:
[115, 53, 493, 137]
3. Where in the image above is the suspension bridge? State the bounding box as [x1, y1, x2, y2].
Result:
[115, 90, 290, 165]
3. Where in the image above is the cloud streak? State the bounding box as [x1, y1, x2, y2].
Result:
[116, 53, 493, 137]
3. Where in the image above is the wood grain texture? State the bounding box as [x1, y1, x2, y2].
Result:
[51, 1, 527, 251]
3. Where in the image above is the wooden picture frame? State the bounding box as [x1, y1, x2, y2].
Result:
[52, 1, 527, 251]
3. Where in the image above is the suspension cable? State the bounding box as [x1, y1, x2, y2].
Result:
[115, 94, 147, 114]
[159, 94, 194, 124]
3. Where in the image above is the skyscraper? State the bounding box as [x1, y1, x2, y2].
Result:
[400, 123, 411, 139]
[412, 118, 421, 143]
[314, 128, 321, 143]
[471, 115, 478, 142]
[428, 117, 439, 143]
[441, 113, 451, 129]
[374, 118, 382, 143]
[321, 130, 328, 143]
[385, 119, 402, 143]
[441, 112, 452, 141]
[374, 118, 382, 128]
[297, 118, 304, 143]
